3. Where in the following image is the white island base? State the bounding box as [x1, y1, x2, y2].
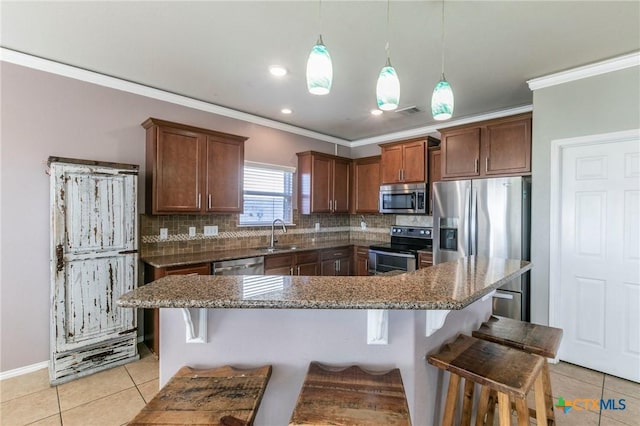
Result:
[158, 298, 491, 426]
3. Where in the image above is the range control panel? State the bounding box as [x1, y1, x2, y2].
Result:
[390, 226, 433, 239]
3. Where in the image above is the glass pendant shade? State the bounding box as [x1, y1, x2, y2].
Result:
[306, 35, 333, 95]
[376, 59, 400, 111]
[431, 77, 454, 120]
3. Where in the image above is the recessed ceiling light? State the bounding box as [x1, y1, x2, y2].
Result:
[281, 108, 292, 114]
[269, 66, 287, 77]
[370, 109, 383, 116]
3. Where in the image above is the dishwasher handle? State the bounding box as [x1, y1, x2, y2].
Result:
[214, 262, 263, 273]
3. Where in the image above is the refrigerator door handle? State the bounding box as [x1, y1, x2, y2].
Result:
[469, 184, 476, 256]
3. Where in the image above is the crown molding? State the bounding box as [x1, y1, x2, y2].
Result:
[527, 51, 640, 91]
[350, 105, 534, 147]
[0, 48, 351, 147]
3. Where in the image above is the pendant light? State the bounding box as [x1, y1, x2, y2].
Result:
[376, 0, 400, 111]
[306, 0, 332, 95]
[432, 0, 454, 120]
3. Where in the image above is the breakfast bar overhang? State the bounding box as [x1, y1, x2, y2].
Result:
[118, 256, 531, 425]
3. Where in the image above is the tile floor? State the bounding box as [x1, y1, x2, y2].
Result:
[1, 347, 638, 425]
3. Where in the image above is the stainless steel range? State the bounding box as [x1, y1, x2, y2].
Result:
[368, 226, 433, 275]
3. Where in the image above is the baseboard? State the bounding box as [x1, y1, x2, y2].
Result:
[0, 361, 49, 381]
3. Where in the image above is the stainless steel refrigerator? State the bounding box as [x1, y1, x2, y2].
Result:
[432, 176, 531, 321]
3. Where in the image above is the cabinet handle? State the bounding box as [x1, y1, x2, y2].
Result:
[398, 169, 402, 181]
[475, 159, 479, 173]
[485, 158, 489, 172]
[297, 266, 301, 275]
[290, 267, 294, 275]
[329, 199, 333, 211]
[401, 169, 404, 181]
[337, 259, 341, 272]
[208, 194, 212, 209]
[334, 200, 337, 211]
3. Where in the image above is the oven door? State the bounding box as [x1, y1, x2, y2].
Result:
[368, 250, 417, 275]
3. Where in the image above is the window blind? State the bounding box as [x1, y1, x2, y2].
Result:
[239, 164, 293, 225]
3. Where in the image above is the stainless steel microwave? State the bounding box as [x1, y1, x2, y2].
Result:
[379, 183, 427, 214]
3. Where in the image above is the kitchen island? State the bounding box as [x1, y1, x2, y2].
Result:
[118, 256, 530, 425]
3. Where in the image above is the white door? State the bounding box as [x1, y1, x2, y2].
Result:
[50, 158, 139, 384]
[554, 133, 639, 382]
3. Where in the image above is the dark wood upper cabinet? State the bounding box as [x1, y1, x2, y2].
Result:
[380, 139, 427, 184]
[143, 118, 247, 214]
[439, 113, 532, 180]
[350, 156, 381, 214]
[205, 135, 244, 212]
[297, 151, 350, 214]
[440, 127, 482, 179]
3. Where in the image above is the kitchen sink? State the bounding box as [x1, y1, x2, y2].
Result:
[256, 246, 298, 253]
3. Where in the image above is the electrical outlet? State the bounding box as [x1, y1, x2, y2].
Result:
[159, 228, 168, 240]
[315, 223, 320, 232]
[204, 225, 218, 236]
[188, 227, 196, 237]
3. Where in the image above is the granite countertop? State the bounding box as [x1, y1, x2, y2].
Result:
[141, 239, 375, 268]
[118, 256, 531, 311]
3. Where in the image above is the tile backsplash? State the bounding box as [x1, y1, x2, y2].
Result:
[140, 211, 396, 257]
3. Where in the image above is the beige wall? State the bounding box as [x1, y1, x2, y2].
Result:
[0, 63, 343, 372]
[530, 66, 640, 325]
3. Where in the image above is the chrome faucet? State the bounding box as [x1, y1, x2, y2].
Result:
[270, 219, 287, 249]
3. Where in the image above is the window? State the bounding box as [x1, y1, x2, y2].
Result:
[239, 162, 294, 225]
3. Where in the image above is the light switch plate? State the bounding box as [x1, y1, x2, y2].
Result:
[204, 225, 218, 236]
[360, 221, 367, 230]
[160, 228, 168, 240]
[315, 223, 320, 232]
[188, 227, 196, 237]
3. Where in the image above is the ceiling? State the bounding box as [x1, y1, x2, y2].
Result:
[1, 1, 639, 144]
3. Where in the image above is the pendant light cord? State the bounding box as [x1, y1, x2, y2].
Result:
[440, 0, 446, 78]
[318, 0, 322, 35]
[386, 0, 391, 60]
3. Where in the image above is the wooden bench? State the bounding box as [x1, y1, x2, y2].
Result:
[289, 361, 411, 425]
[472, 315, 563, 424]
[129, 364, 272, 426]
[428, 334, 548, 426]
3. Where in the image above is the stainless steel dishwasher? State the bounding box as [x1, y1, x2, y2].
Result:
[212, 256, 264, 275]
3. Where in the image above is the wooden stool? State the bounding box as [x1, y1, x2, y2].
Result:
[289, 361, 411, 425]
[129, 364, 272, 426]
[428, 334, 548, 426]
[473, 315, 563, 424]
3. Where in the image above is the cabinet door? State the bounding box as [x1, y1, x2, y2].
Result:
[336, 257, 351, 276]
[380, 145, 403, 184]
[311, 155, 332, 213]
[264, 254, 293, 275]
[297, 262, 319, 276]
[418, 252, 433, 269]
[321, 259, 337, 276]
[206, 136, 244, 212]
[332, 158, 350, 213]
[484, 117, 531, 176]
[352, 156, 381, 214]
[354, 248, 370, 276]
[441, 127, 481, 179]
[155, 127, 204, 213]
[401, 141, 426, 183]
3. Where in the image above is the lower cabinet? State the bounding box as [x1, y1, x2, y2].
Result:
[354, 246, 370, 276]
[264, 250, 320, 276]
[143, 262, 211, 355]
[418, 251, 433, 269]
[321, 247, 352, 276]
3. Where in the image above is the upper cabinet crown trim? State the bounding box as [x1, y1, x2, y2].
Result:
[142, 118, 248, 142]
